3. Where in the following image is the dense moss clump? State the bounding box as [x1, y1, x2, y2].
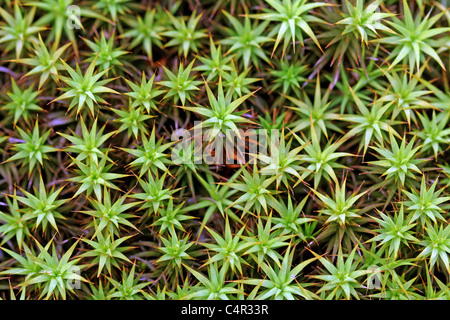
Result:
[0, 0, 449, 300]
